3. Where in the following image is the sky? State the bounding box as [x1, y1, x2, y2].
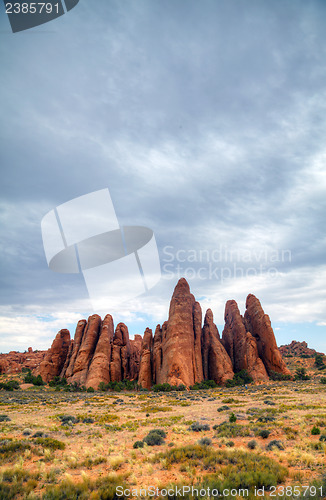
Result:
[0, 0, 325, 354]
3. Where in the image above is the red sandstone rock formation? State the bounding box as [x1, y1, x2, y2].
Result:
[0, 350, 47, 375]
[153, 323, 164, 384]
[39, 329, 71, 383]
[86, 314, 114, 389]
[244, 294, 292, 377]
[63, 320, 87, 379]
[67, 315, 101, 386]
[138, 328, 153, 389]
[202, 309, 234, 384]
[160, 278, 204, 387]
[222, 300, 269, 382]
[279, 340, 324, 358]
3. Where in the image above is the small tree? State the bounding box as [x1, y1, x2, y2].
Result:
[294, 367, 310, 380]
[229, 412, 237, 423]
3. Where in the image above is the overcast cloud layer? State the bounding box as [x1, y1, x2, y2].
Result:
[0, 0, 325, 353]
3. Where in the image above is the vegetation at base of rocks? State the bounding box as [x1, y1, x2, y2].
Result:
[188, 421, 210, 432]
[294, 367, 310, 381]
[213, 422, 251, 438]
[153, 382, 186, 392]
[48, 376, 67, 388]
[152, 445, 288, 491]
[315, 355, 326, 370]
[269, 370, 292, 381]
[189, 380, 217, 390]
[225, 369, 253, 387]
[98, 379, 138, 392]
[0, 380, 20, 391]
[24, 370, 45, 386]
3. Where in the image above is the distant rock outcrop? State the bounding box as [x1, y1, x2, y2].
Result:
[222, 300, 269, 382]
[244, 294, 292, 377]
[0, 278, 294, 388]
[0, 349, 47, 375]
[279, 340, 324, 358]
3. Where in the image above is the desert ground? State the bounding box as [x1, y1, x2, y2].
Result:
[0, 357, 325, 499]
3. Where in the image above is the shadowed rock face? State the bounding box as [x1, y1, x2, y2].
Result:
[86, 314, 114, 389]
[24, 279, 290, 388]
[138, 328, 153, 390]
[244, 294, 292, 377]
[202, 309, 234, 384]
[222, 300, 269, 382]
[39, 329, 71, 383]
[160, 278, 204, 387]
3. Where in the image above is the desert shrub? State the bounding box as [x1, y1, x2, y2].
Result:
[320, 377, 326, 384]
[188, 421, 210, 432]
[229, 412, 237, 423]
[0, 467, 39, 499]
[198, 437, 212, 446]
[311, 426, 320, 435]
[189, 380, 217, 390]
[82, 417, 94, 424]
[217, 405, 230, 412]
[213, 422, 251, 438]
[266, 439, 284, 451]
[247, 440, 257, 450]
[226, 370, 253, 387]
[257, 416, 276, 423]
[23, 428, 32, 436]
[225, 440, 234, 447]
[0, 380, 20, 391]
[87, 386, 95, 393]
[42, 472, 127, 499]
[294, 367, 310, 380]
[58, 415, 79, 425]
[153, 382, 186, 392]
[153, 445, 288, 490]
[49, 376, 67, 387]
[319, 434, 326, 442]
[133, 440, 144, 449]
[34, 437, 65, 450]
[315, 355, 326, 370]
[264, 400, 275, 405]
[143, 429, 166, 446]
[23, 370, 45, 386]
[259, 429, 270, 439]
[0, 440, 31, 463]
[0, 414, 11, 422]
[269, 370, 292, 381]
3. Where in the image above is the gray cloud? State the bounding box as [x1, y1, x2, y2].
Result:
[0, 0, 325, 351]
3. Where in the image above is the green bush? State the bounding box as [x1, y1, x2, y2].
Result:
[198, 437, 212, 446]
[87, 386, 95, 393]
[294, 367, 310, 381]
[23, 370, 45, 386]
[49, 376, 67, 388]
[188, 421, 210, 432]
[266, 440, 284, 451]
[226, 370, 253, 387]
[143, 429, 165, 446]
[259, 429, 270, 439]
[133, 440, 144, 449]
[320, 377, 326, 384]
[311, 426, 320, 435]
[213, 422, 251, 438]
[319, 434, 326, 442]
[229, 412, 237, 423]
[0, 414, 11, 422]
[189, 380, 217, 390]
[247, 440, 257, 450]
[269, 370, 292, 381]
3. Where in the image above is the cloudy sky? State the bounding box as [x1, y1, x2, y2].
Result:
[0, 0, 325, 354]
